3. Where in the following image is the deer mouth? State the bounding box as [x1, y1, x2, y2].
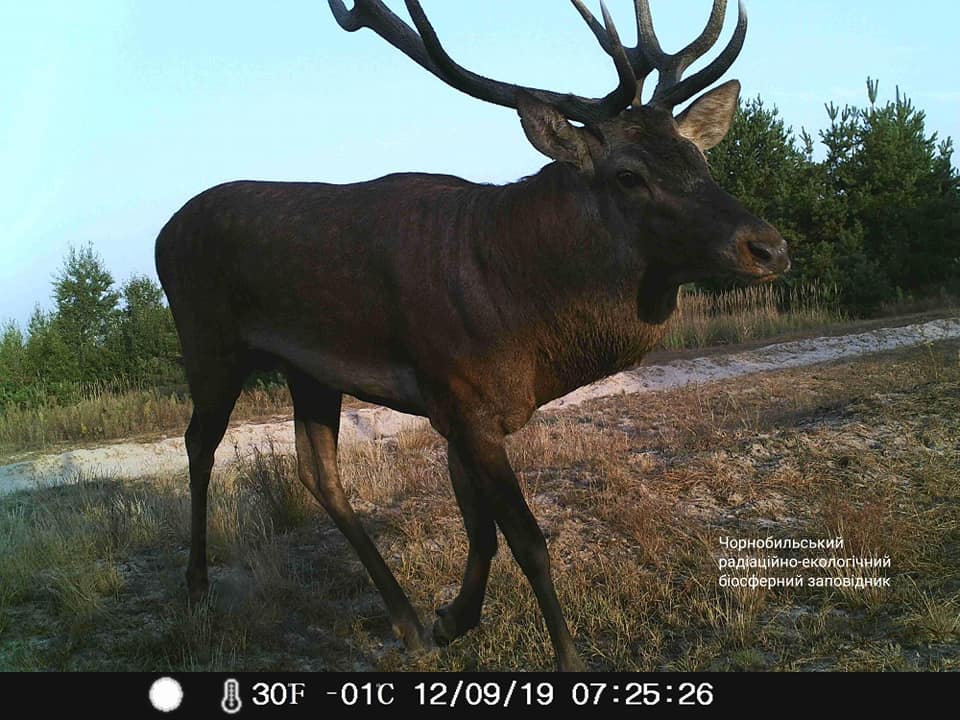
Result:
[732, 264, 790, 286]
[745, 271, 782, 284]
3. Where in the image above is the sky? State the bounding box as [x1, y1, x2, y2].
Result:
[2, 0, 958, 330]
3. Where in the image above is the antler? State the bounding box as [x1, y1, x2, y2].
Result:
[329, 0, 637, 123]
[571, 0, 747, 109]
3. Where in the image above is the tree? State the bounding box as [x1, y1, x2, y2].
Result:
[706, 96, 825, 300]
[21, 306, 77, 401]
[860, 88, 959, 291]
[708, 96, 807, 225]
[52, 243, 120, 382]
[0, 320, 26, 405]
[112, 275, 182, 384]
[708, 80, 960, 314]
[820, 79, 960, 305]
[804, 101, 891, 311]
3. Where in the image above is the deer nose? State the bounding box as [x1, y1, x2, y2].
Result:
[738, 225, 790, 276]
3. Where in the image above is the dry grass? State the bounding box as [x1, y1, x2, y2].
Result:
[663, 282, 844, 350]
[0, 339, 957, 671]
[0, 384, 292, 458]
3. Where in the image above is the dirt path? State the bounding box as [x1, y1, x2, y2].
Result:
[1, 317, 957, 495]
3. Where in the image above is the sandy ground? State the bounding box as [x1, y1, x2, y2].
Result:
[1, 317, 957, 495]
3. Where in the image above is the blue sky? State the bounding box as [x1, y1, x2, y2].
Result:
[2, 0, 958, 329]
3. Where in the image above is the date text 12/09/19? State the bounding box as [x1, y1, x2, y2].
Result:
[411, 681, 715, 708]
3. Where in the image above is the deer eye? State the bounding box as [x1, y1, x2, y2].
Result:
[616, 170, 647, 191]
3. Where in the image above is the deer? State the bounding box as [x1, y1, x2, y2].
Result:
[155, 0, 789, 671]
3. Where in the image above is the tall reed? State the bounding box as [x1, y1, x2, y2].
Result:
[662, 282, 844, 350]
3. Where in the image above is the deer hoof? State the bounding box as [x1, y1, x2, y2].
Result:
[433, 604, 481, 645]
[393, 620, 429, 652]
[432, 607, 458, 646]
[186, 575, 209, 606]
[558, 652, 587, 672]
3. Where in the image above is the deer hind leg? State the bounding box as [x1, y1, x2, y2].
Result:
[184, 374, 244, 604]
[286, 368, 427, 651]
[451, 427, 584, 672]
[433, 442, 497, 644]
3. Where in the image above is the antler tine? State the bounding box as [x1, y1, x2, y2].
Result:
[328, 0, 438, 75]
[402, 0, 516, 108]
[650, 0, 747, 108]
[675, 0, 728, 71]
[634, 0, 666, 67]
[637, 0, 746, 108]
[598, 1, 639, 106]
[571, 0, 655, 103]
[570, 0, 613, 56]
[328, 0, 363, 31]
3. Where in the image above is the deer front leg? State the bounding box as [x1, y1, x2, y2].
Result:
[451, 427, 584, 672]
[433, 442, 498, 644]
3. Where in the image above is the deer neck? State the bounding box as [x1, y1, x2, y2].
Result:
[480, 162, 679, 401]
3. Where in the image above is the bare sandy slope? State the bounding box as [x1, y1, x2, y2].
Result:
[2, 317, 957, 495]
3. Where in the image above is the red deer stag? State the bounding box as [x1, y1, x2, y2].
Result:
[156, 0, 789, 671]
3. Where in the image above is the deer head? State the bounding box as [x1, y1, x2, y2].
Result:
[330, 0, 790, 285]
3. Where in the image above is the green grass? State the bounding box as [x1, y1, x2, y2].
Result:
[1, 340, 957, 671]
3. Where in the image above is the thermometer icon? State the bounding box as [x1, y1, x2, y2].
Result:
[221, 678, 242, 714]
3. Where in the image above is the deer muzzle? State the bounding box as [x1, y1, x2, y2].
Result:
[733, 221, 790, 280]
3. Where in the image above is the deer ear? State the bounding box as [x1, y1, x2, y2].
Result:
[516, 90, 597, 174]
[675, 79, 740, 152]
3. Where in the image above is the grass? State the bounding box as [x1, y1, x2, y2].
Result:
[663, 281, 845, 350]
[0, 382, 292, 458]
[0, 339, 957, 671]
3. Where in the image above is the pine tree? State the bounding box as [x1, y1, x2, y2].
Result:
[822, 79, 960, 304]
